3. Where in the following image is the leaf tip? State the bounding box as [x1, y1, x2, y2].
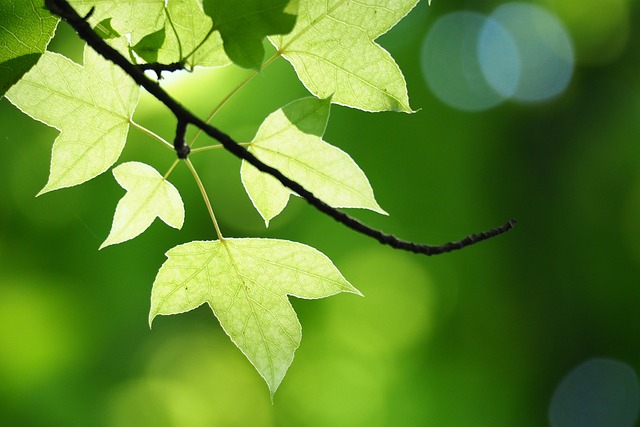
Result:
[350, 285, 364, 298]
[372, 203, 389, 216]
[36, 184, 54, 197]
[148, 312, 156, 330]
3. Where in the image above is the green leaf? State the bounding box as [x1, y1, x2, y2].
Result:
[241, 97, 387, 225]
[132, 27, 166, 63]
[0, 0, 58, 97]
[270, 0, 417, 112]
[101, 162, 184, 249]
[68, 0, 165, 45]
[203, 0, 298, 69]
[5, 45, 139, 194]
[149, 238, 360, 395]
[69, 0, 229, 68]
[94, 18, 121, 40]
[159, 0, 230, 68]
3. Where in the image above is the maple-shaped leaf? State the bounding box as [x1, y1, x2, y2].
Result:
[68, 0, 165, 46]
[6, 45, 139, 194]
[149, 238, 360, 395]
[270, 0, 417, 112]
[241, 97, 387, 225]
[101, 162, 184, 249]
[68, 0, 229, 68]
[0, 0, 58, 97]
[203, 0, 298, 69]
[159, 0, 230, 68]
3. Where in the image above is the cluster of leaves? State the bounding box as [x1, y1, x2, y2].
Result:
[1, 0, 419, 395]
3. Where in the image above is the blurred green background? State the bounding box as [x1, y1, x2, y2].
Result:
[1, 0, 640, 426]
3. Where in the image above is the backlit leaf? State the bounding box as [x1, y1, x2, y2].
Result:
[101, 162, 184, 249]
[5, 45, 139, 194]
[149, 238, 360, 395]
[0, 0, 58, 97]
[159, 0, 229, 68]
[270, 0, 417, 112]
[241, 97, 387, 225]
[203, 0, 298, 69]
[68, 0, 165, 45]
[70, 0, 229, 68]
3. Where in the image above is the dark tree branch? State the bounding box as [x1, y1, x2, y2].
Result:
[136, 62, 185, 79]
[44, 0, 515, 255]
[174, 120, 190, 159]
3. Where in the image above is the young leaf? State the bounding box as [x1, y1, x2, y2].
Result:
[5, 45, 139, 194]
[241, 97, 387, 225]
[149, 238, 361, 395]
[270, 0, 417, 112]
[0, 0, 58, 97]
[159, 0, 230, 68]
[202, 0, 298, 69]
[101, 162, 184, 249]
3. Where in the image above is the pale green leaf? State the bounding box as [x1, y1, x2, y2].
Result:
[0, 0, 58, 97]
[70, 0, 229, 68]
[270, 0, 418, 112]
[101, 162, 184, 249]
[5, 45, 139, 194]
[203, 0, 298, 69]
[149, 238, 360, 395]
[68, 0, 165, 45]
[159, 0, 230, 68]
[241, 97, 387, 225]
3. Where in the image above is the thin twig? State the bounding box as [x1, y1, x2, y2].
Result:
[44, 0, 515, 256]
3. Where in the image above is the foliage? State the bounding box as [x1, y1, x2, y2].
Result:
[0, 0, 58, 96]
[0, 0, 508, 396]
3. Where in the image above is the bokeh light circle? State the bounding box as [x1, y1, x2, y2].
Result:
[477, 17, 520, 98]
[421, 4, 574, 110]
[491, 2, 574, 102]
[549, 358, 640, 427]
[420, 12, 508, 112]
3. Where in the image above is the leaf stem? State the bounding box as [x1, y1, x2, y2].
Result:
[182, 27, 213, 65]
[188, 52, 282, 148]
[190, 141, 251, 154]
[185, 159, 224, 240]
[188, 71, 256, 147]
[129, 120, 174, 150]
[163, 159, 180, 180]
[164, 6, 183, 62]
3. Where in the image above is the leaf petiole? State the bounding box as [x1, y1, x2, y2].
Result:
[190, 141, 251, 154]
[163, 5, 183, 63]
[129, 120, 174, 150]
[188, 52, 282, 148]
[185, 159, 224, 240]
[163, 159, 180, 180]
[182, 26, 214, 66]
